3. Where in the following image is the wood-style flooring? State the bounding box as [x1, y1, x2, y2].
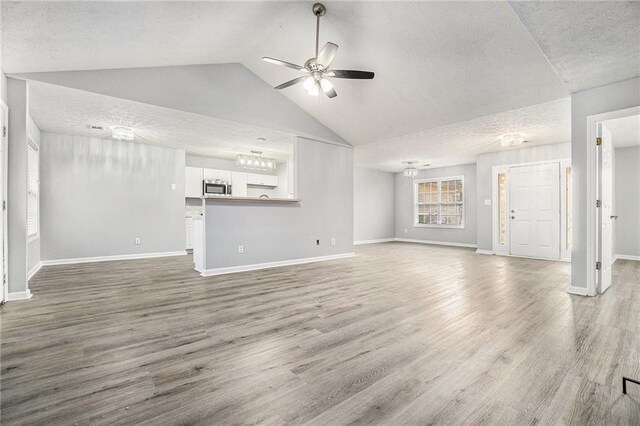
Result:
[1, 242, 639, 425]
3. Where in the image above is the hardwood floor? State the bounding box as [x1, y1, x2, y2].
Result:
[1, 242, 639, 425]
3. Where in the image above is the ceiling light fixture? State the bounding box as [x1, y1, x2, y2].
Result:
[236, 151, 277, 172]
[402, 161, 418, 178]
[500, 133, 525, 147]
[112, 126, 135, 141]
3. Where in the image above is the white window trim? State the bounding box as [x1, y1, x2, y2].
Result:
[413, 175, 465, 229]
[27, 138, 39, 242]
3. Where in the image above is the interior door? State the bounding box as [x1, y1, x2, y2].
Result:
[0, 104, 6, 303]
[598, 123, 613, 293]
[509, 162, 561, 259]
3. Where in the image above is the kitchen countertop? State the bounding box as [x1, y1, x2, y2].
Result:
[200, 196, 300, 203]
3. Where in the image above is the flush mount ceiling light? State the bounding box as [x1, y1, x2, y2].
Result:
[262, 3, 374, 99]
[236, 151, 277, 172]
[111, 126, 135, 141]
[500, 133, 525, 147]
[402, 161, 419, 178]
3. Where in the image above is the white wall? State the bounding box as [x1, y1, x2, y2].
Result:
[395, 163, 477, 246]
[571, 78, 640, 291]
[614, 146, 640, 258]
[40, 133, 185, 261]
[354, 167, 395, 242]
[26, 114, 41, 276]
[476, 142, 571, 251]
[16, 64, 348, 146]
[203, 138, 353, 270]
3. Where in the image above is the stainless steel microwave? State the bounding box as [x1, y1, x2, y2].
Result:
[203, 180, 232, 196]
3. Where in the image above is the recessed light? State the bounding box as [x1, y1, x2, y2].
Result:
[257, 137, 266, 142]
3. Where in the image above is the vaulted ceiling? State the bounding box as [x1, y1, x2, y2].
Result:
[2, 1, 638, 170]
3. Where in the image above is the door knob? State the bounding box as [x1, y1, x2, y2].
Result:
[511, 210, 515, 213]
[511, 216, 515, 219]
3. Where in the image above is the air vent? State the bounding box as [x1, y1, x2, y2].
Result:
[86, 124, 103, 130]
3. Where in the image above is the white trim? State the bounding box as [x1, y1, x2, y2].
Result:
[354, 238, 395, 245]
[7, 289, 33, 301]
[395, 238, 476, 248]
[199, 252, 355, 277]
[41, 251, 187, 266]
[586, 105, 640, 296]
[615, 254, 640, 262]
[27, 261, 42, 280]
[567, 286, 589, 296]
[476, 249, 494, 255]
[1, 100, 8, 304]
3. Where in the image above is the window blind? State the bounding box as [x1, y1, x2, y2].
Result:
[415, 177, 464, 227]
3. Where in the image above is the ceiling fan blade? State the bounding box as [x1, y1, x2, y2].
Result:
[274, 76, 308, 90]
[316, 42, 338, 69]
[262, 57, 308, 72]
[326, 70, 375, 79]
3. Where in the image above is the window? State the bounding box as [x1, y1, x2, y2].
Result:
[415, 176, 464, 228]
[27, 140, 39, 239]
[498, 172, 507, 245]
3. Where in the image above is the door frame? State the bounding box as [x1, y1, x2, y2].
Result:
[0, 100, 8, 304]
[586, 105, 640, 296]
[492, 158, 571, 261]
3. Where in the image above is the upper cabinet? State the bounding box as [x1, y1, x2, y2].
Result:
[185, 167, 203, 198]
[203, 168, 232, 182]
[231, 172, 248, 197]
[247, 173, 278, 187]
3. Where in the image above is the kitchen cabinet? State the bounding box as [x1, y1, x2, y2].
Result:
[247, 173, 278, 187]
[202, 168, 218, 181]
[185, 167, 203, 198]
[217, 170, 232, 182]
[231, 172, 248, 197]
[185, 217, 194, 249]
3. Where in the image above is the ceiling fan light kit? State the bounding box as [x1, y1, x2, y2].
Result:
[262, 3, 374, 99]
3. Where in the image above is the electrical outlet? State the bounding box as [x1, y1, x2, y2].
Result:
[404, 228, 408, 234]
[171, 183, 176, 190]
[238, 245, 244, 254]
[331, 237, 336, 246]
[135, 237, 141, 245]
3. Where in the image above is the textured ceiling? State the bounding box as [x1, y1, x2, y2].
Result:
[355, 97, 571, 172]
[604, 114, 640, 148]
[2, 1, 569, 148]
[28, 82, 295, 160]
[509, 1, 640, 93]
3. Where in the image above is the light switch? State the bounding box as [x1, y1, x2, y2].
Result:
[484, 199, 492, 206]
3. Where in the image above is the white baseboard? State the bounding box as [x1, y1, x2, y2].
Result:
[476, 249, 494, 255]
[41, 251, 188, 266]
[200, 252, 355, 277]
[567, 286, 590, 296]
[28, 262, 43, 280]
[353, 238, 395, 245]
[614, 254, 640, 262]
[394, 238, 477, 249]
[7, 289, 33, 301]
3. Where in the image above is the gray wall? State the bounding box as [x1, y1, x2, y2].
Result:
[26, 114, 41, 274]
[40, 132, 185, 261]
[614, 146, 640, 257]
[395, 163, 477, 246]
[353, 167, 395, 242]
[7, 78, 28, 294]
[571, 77, 640, 291]
[204, 138, 353, 269]
[16, 64, 347, 146]
[476, 142, 571, 251]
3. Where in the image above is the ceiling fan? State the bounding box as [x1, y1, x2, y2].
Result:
[262, 2, 374, 99]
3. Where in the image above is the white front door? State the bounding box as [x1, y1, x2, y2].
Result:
[509, 162, 561, 260]
[598, 123, 614, 293]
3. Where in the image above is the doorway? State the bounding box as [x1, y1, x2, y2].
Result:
[1, 101, 8, 303]
[492, 159, 571, 261]
[596, 112, 640, 294]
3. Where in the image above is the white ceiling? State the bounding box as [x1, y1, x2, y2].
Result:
[509, 1, 640, 93]
[2, 1, 637, 169]
[356, 97, 571, 171]
[28, 82, 296, 160]
[604, 114, 640, 148]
